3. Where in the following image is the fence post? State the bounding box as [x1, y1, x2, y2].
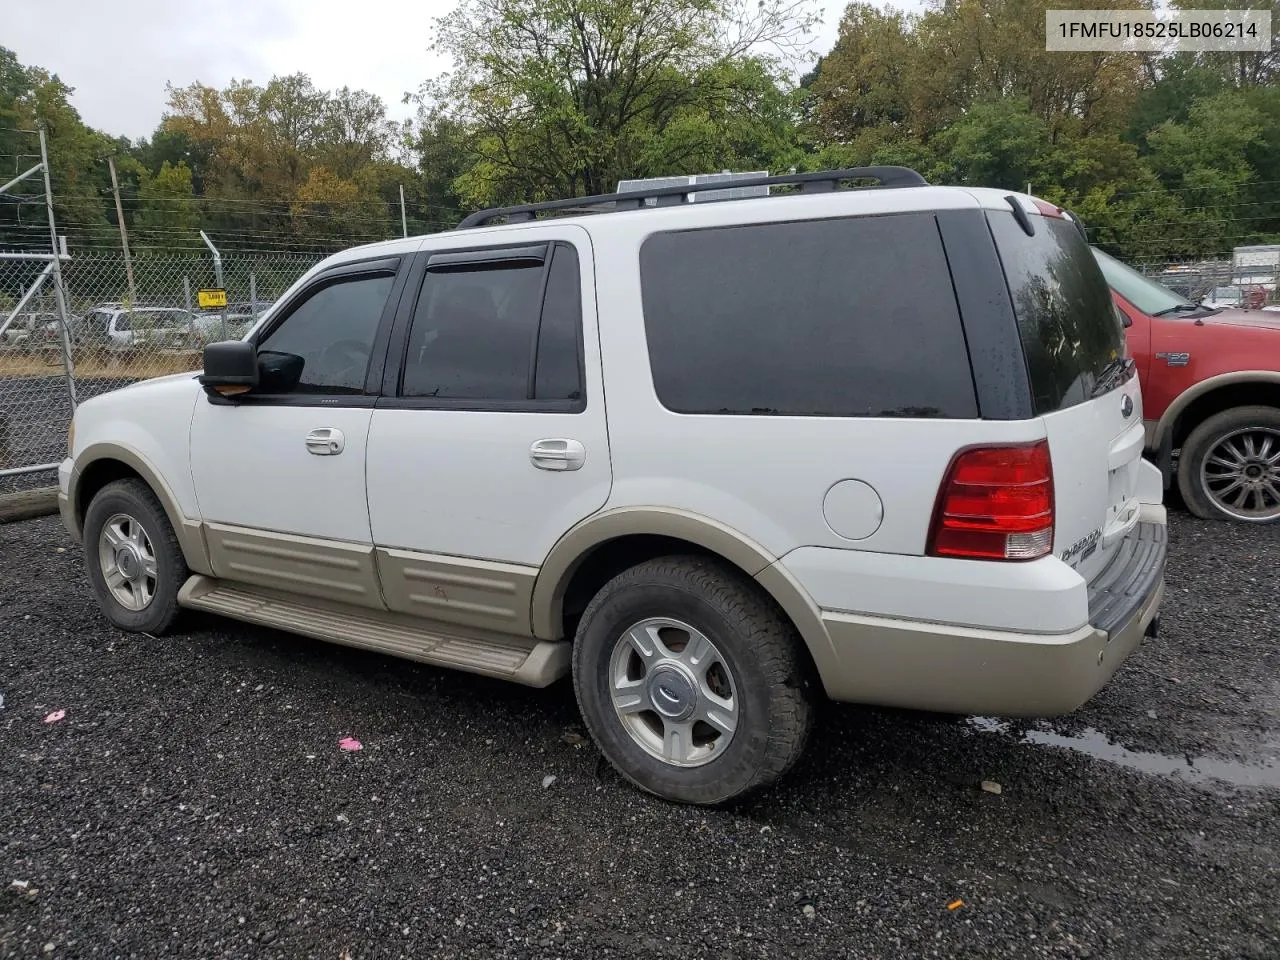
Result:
[108, 157, 137, 331]
[250, 271, 258, 324]
[38, 124, 77, 410]
[183, 275, 193, 316]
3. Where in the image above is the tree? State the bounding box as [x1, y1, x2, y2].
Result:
[929, 97, 1049, 189]
[420, 0, 818, 205]
[290, 165, 385, 240]
[841, 0, 1148, 141]
[1143, 90, 1267, 256]
[133, 161, 201, 240]
[0, 47, 114, 251]
[318, 87, 391, 179]
[808, 4, 914, 143]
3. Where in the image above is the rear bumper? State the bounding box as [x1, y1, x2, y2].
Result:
[810, 506, 1167, 717]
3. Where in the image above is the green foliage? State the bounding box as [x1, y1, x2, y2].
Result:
[5, 0, 1280, 267]
[133, 161, 200, 236]
[802, 0, 1280, 260]
[420, 0, 817, 205]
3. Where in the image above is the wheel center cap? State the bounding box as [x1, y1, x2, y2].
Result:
[1246, 463, 1264, 479]
[646, 665, 696, 721]
[116, 546, 140, 580]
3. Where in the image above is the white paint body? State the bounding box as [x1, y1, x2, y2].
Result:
[63, 185, 1158, 639]
[365, 227, 612, 566]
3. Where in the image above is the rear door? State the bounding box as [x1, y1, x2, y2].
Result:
[988, 208, 1147, 583]
[364, 228, 611, 632]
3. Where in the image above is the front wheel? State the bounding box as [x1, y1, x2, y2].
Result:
[83, 478, 188, 633]
[1178, 405, 1280, 523]
[571, 555, 815, 805]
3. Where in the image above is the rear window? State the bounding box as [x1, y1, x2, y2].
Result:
[639, 213, 978, 418]
[988, 211, 1126, 414]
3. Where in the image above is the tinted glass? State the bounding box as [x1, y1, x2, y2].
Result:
[402, 261, 542, 400]
[256, 272, 393, 394]
[639, 213, 977, 418]
[534, 245, 583, 402]
[988, 212, 1125, 413]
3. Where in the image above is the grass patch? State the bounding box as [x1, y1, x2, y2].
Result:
[0, 350, 201, 380]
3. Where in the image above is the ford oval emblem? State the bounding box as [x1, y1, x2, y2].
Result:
[1121, 394, 1134, 418]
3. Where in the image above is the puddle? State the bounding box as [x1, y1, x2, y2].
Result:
[969, 717, 1280, 789]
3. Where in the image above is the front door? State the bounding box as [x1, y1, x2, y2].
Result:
[190, 256, 409, 608]
[365, 228, 611, 633]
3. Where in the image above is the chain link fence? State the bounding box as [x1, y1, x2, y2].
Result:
[4, 247, 1278, 493]
[1137, 259, 1280, 308]
[0, 250, 324, 491]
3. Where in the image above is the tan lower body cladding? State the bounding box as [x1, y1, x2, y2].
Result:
[189, 523, 563, 685]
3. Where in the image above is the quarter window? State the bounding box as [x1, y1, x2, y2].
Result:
[639, 214, 978, 418]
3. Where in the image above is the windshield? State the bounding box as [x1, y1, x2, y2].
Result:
[1091, 247, 1193, 316]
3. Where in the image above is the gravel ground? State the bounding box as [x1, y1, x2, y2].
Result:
[1, 511, 1278, 959]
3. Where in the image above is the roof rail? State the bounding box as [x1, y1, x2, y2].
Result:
[455, 166, 928, 229]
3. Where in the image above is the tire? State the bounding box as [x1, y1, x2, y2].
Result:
[83, 478, 187, 633]
[572, 555, 815, 805]
[1177, 405, 1280, 524]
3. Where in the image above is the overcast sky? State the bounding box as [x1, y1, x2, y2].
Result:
[2, 0, 908, 141]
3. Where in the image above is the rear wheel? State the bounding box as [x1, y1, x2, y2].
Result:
[1178, 405, 1280, 523]
[571, 555, 815, 805]
[83, 478, 187, 633]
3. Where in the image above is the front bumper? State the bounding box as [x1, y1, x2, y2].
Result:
[57, 457, 79, 543]
[813, 507, 1168, 717]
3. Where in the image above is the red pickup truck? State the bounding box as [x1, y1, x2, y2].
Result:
[1094, 248, 1280, 524]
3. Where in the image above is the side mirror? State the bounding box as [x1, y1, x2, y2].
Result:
[200, 340, 259, 399]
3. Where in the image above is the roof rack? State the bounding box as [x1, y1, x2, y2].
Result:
[455, 166, 928, 229]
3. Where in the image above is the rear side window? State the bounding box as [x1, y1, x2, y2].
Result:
[639, 213, 977, 418]
[400, 242, 584, 406]
[987, 211, 1126, 414]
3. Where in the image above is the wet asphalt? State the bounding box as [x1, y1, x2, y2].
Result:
[1, 510, 1277, 959]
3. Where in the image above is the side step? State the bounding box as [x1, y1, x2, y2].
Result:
[177, 575, 570, 687]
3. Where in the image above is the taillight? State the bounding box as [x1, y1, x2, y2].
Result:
[928, 441, 1054, 561]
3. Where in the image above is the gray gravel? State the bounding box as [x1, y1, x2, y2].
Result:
[2, 511, 1278, 959]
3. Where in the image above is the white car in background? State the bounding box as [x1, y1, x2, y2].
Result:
[78, 306, 199, 352]
[0, 312, 62, 350]
[192, 301, 275, 344]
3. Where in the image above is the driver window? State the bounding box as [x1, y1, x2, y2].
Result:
[256, 272, 394, 394]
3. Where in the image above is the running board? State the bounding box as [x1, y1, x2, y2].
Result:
[177, 575, 569, 687]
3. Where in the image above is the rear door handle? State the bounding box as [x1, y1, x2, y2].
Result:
[305, 427, 345, 456]
[530, 438, 585, 471]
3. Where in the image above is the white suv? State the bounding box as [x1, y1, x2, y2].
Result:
[58, 168, 1167, 805]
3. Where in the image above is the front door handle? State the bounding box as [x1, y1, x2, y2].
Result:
[530, 438, 585, 471]
[305, 427, 345, 456]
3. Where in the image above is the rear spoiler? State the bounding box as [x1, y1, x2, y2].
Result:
[1002, 196, 1089, 243]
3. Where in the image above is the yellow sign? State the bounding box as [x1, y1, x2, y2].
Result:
[198, 288, 227, 309]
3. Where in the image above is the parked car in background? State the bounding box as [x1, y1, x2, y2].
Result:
[1094, 247, 1280, 524]
[76, 305, 199, 352]
[60, 170, 1166, 805]
[0, 312, 63, 350]
[192, 301, 275, 344]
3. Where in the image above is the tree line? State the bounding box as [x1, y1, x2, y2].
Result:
[1, 0, 1278, 262]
